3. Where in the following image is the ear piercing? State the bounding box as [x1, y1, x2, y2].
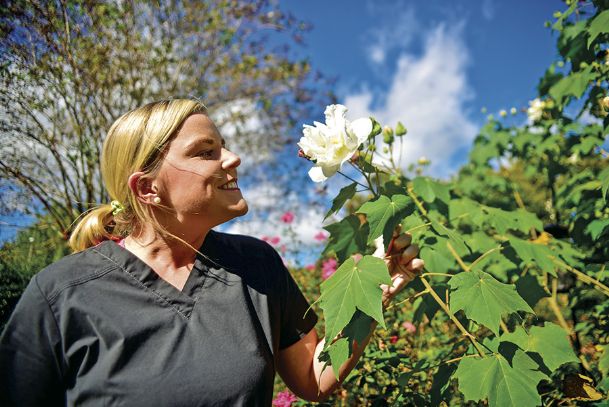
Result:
[153, 196, 161, 204]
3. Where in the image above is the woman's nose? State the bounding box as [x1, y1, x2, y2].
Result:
[221, 148, 241, 170]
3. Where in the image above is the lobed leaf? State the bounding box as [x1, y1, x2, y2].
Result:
[455, 350, 546, 407]
[324, 182, 357, 220]
[501, 322, 578, 372]
[449, 269, 533, 336]
[318, 256, 391, 342]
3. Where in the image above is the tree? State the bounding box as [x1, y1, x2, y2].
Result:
[0, 0, 330, 236]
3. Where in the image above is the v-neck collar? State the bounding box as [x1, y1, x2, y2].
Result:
[92, 231, 221, 319]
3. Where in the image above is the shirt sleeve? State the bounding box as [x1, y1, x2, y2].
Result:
[0, 276, 66, 406]
[274, 253, 318, 350]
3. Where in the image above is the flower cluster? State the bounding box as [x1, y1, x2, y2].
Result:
[298, 104, 372, 182]
[321, 257, 338, 280]
[272, 390, 298, 407]
[527, 98, 546, 122]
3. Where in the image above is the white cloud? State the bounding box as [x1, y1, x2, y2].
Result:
[345, 23, 478, 178]
[364, 6, 418, 66]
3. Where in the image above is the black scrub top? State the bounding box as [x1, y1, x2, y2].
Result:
[0, 230, 318, 406]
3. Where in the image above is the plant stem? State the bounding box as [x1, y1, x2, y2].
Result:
[446, 242, 470, 272]
[336, 170, 368, 189]
[407, 186, 428, 217]
[551, 258, 609, 297]
[421, 272, 454, 278]
[499, 319, 509, 334]
[404, 222, 432, 235]
[385, 289, 430, 310]
[419, 277, 486, 357]
[469, 246, 502, 270]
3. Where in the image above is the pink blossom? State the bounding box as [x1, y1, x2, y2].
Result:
[272, 390, 298, 407]
[270, 236, 280, 245]
[305, 264, 316, 271]
[389, 335, 398, 344]
[314, 231, 327, 242]
[261, 236, 270, 242]
[321, 258, 338, 280]
[402, 321, 416, 334]
[280, 211, 295, 224]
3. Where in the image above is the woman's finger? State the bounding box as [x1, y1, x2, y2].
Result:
[398, 244, 419, 265]
[391, 233, 412, 252]
[406, 258, 424, 272]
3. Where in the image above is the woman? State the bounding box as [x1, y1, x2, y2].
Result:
[0, 99, 423, 406]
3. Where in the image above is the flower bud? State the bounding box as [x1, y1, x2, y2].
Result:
[499, 110, 507, 117]
[395, 121, 407, 136]
[383, 126, 394, 144]
[602, 96, 609, 110]
[370, 117, 382, 138]
[510, 107, 517, 115]
[417, 156, 430, 165]
[481, 107, 487, 114]
[557, 60, 565, 68]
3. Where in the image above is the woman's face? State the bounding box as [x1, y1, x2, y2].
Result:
[152, 113, 248, 229]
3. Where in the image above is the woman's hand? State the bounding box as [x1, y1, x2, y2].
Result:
[373, 226, 424, 307]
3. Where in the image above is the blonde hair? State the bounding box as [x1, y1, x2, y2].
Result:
[69, 99, 207, 252]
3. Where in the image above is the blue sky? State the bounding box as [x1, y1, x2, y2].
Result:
[224, 0, 569, 260]
[281, 0, 565, 175]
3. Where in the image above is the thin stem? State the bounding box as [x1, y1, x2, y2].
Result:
[421, 272, 454, 278]
[336, 170, 368, 189]
[404, 222, 433, 235]
[549, 277, 572, 335]
[385, 289, 430, 310]
[551, 258, 609, 297]
[469, 246, 503, 270]
[419, 277, 486, 357]
[447, 242, 470, 272]
[499, 320, 509, 334]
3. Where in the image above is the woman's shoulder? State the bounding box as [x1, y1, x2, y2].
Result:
[33, 241, 121, 300]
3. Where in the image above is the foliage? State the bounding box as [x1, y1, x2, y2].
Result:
[293, 1, 609, 405]
[0, 0, 330, 235]
[0, 215, 69, 329]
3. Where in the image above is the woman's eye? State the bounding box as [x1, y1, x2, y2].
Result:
[198, 150, 214, 158]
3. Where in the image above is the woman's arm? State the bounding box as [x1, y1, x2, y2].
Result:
[277, 232, 423, 402]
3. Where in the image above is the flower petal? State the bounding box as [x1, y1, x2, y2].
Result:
[308, 166, 327, 182]
[350, 117, 373, 144]
[324, 104, 348, 129]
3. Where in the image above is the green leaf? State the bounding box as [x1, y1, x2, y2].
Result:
[412, 177, 450, 203]
[599, 346, 609, 377]
[431, 220, 470, 255]
[455, 350, 546, 407]
[515, 274, 550, 308]
[324, 182, 357, 220]
[318, 256, 391, 342]
[420, 246, 455, 274]
[587, 10, 609, 48]
[585, 218, 609, 241]
[357, 194, 413, 245]
[599, 166, 609, 202]
[449, 270, 533, 336]
[501, 323, 578, 372]
[323, 215, 368, 263]
[508, 238, 556, 276]
[327, 338, 349, 379]
[549, 66, 594, 101]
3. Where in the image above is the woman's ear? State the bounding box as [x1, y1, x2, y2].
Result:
[128, 172, 158, 204]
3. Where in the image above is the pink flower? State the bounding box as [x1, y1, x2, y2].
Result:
[314, 231, 327, 241]
[270, 236, 280, 245]
[402, 321, 416, 334]
[389, 335, 398, 344]
[281, 211, 295, 224]
[305, 264, 316, 271]
[321, 258, 338, 280]
[272, 390, 298, 407]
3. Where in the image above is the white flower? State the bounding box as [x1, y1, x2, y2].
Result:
[298, 104, 372, 182]
[527, 98, 546, 122]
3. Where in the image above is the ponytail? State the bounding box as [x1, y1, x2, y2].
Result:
[69, 205, 118, 252]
